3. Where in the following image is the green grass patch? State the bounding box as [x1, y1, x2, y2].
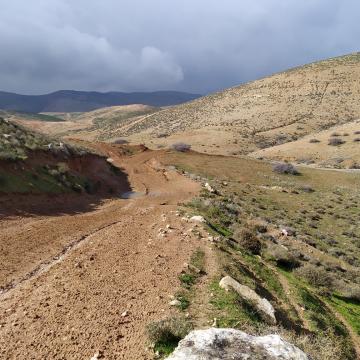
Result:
[179, 248, 206, 289]
[147, 317, 191, 358]
[154, 339, 179, 357]
[242, 253, 285, 300]
[179, 273, 196, 288]
[190, 248, 205, 273]
[174, 292, 190, 311]
[209, 279, 263, 329]
[330, 295, 360, 335]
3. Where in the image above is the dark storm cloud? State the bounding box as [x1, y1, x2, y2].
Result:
[0, 0, 359, 94]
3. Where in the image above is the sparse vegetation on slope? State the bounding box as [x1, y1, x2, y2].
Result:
[158, 150, 360, 359]
[252, 119, 360, 168]
[102, 52, 360, 160]
[0, 118, 128, 195]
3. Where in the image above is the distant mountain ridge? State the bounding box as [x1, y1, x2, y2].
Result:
[0, 90, 201, 112]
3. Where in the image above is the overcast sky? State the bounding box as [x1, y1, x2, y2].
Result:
[0, 0, 359, 95]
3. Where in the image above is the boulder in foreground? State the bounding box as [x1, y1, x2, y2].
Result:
[219, 276, 276, 325]
[166, 328, 309, 360]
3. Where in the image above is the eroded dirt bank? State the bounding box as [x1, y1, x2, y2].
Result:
[0, 148, 201, 359]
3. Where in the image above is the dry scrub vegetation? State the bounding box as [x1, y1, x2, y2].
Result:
[153, 150, 360, 359]
[112, 52, 360, 160]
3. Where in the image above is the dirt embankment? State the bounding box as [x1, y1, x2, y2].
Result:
[0, 147, 201, 359]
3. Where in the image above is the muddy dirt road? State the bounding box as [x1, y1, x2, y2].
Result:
[0, 148, 201, 359]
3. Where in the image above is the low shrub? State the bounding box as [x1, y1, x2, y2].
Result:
[295, 264, 335, 289]
[266, 245, 300, 270]
[353, 138, 360, 142]
[233, 228, 262, 255]
[113, 139, 128, 144]
[298, 185, 315, 193]
[354, 130, 360, 135]
[246, 218, 268, 234]
[331, 132, 341, 137]
[147, 317, 191, 356]
[328, 138, 345, 146]
[171, 142, 191, 152]
[340, 284, 360, 302]
[309, 138, 321, 143]
[157, 132, 169, 138]
[272, 162, 300, 175]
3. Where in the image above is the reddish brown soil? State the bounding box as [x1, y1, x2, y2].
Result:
[0, 147, 201, 359]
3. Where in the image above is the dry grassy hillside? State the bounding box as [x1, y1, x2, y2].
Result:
[251, 119, 360, 168]
[116, 53, 360, 155]
[10, 104, 161, 142]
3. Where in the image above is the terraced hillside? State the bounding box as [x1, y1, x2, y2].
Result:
[114, 53, 360, 156]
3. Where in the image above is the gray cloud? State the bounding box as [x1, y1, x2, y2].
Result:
[0, 0, 359, 94]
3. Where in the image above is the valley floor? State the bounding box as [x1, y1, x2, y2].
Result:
[0, 147, 359, 360]
[0, 149, 201, 359]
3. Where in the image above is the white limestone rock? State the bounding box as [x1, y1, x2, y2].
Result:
[190, 215, 206, 223]
[219, 276, 276, 325]
[166, 328, 309, 360]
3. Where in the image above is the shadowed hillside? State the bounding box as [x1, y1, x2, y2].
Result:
[0, 90, 201, 112]
[0, 117, 130, 203]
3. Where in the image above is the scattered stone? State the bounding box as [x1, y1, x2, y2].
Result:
[190, 215, 206, 223]
[219, 276, 276, 324]
[121, 311, 128, 317]
[204, 182, 216, 193]
[166, 328, 309, 360]
[169, 299, 182, 307]
[281, 227, 296, 237]
[188, 264, 202, 274]
[90, 351, 102, 360]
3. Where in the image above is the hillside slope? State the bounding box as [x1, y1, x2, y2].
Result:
[0, 117, 129, 197]
[112, 53, 360, 155]
[0, 90, 200, 112]
[9, 105, 161, 142]
[251, 119, 360, 169]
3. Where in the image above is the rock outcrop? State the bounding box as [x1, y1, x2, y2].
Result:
[219, 276, 276, 324]
[190, 215, 206, 223]
[166, 328, 309, 360]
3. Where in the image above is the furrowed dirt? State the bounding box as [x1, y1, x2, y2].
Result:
[0, 148, 201, 359]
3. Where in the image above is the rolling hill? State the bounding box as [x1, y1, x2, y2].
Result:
[251, 119, 360, 169]
[8, 104, 162, 142]
[0, 90, 201, 112]
[98, 52, 360, 161]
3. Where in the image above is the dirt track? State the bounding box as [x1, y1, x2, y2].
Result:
[0, 148, 201, 359]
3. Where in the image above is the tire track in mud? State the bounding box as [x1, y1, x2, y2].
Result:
[0, 217, 128, 299]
